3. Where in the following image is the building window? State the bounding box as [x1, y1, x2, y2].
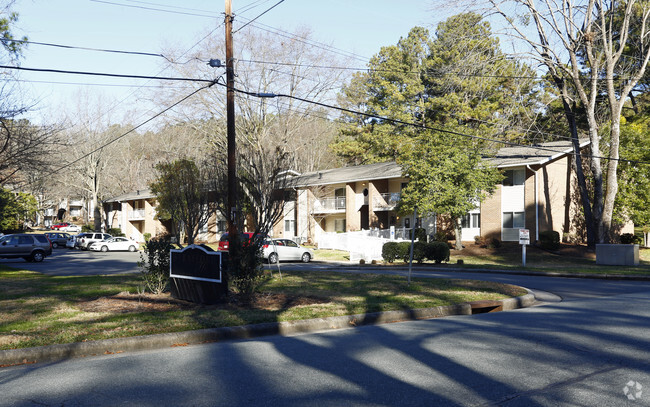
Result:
[503, 169, 525, 186]
[217, 220, 226, 233]
[503, 212, 525, 228]
[285, 219, 295, 234]
[335, 218, 346, 232]
[461, 213, 481, 228]
[334, 188, 346, 210]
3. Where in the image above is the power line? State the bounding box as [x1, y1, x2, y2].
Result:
[51, 81, 217, 175]
[228, 84, 650, 166]
[233, 0, 285, 34]
[0, 64, 215, 83]
[13, 78, 195, 89]
[89, 0, 219, 18]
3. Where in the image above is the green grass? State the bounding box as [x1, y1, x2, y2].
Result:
[0, 265, 524, 350]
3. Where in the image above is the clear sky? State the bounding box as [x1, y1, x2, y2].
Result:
[11, 0, 450, 123]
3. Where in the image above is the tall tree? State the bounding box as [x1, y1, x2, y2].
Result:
[486, 0, 650, 245]
[150, 159, 217, 246]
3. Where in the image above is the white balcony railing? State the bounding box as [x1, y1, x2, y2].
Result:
[128, 209, 145, 220]
[44, 209, 55, 217]
[312, 197, 346, 213]
[373, 192, 400, 210]
[69, 200, 84, 207]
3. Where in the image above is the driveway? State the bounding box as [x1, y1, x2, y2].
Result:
[0, 248, 141, 276]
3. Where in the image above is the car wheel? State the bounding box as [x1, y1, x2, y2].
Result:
[268, 253, 279, 264]
[100, 246, 108, 252]
[31, 251, 45, 262]
[128, 245, 136, 252]
[52, 242, 58, 249]
[301, 252, 311, 263]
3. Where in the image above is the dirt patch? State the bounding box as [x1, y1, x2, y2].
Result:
[77, 292, 327, 314]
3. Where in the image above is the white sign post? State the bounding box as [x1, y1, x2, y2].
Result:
[519, 229, 530, 267]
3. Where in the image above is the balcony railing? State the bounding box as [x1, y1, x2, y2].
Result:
[312, 197, 346, 213]
[373, 192, 400, 210]
[69, 200, 84, 207]
[128, 209, 145, 220]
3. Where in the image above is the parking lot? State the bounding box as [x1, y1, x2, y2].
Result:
[0, 248, 142, 276]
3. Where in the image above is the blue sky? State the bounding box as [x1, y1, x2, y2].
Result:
[12, 0, 450, 122]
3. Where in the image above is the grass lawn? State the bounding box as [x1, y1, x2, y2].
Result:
[0, 266, 525, 351]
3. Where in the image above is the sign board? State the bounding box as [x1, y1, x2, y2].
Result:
[519, 229, 530, 245]
[169, 244, 228, 304]
[170, 244, 223, 283]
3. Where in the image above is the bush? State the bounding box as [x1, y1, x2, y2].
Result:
[413, 241, 428, 263]
[487, 238, 501, 249]
[143, 232, 152, 242]
[82, 224, 94, 232]
[227, 238, 264, 301]
[427, 241, 450, 264]
[433, 231, 448, 243]
[620, 233, 642, 244]
[382, 242, 400, 263]
[137, 237, 176, 294]
[413, 228, 427, 242]
[108, 228, 125, 237]
[539, 230, 560, 250]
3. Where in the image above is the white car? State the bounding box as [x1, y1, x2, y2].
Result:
[89, 237, 139, 252]
[262, 238, 314, 263]
[61, 224, 81, 233]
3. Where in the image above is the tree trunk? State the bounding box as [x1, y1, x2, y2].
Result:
[454, 217, 463, 250]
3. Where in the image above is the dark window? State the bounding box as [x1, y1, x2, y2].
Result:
[503, 169, 525, 186]
[19, 236, 33, 245]
[34, 235, 49, 244]
[503, 212, 525, 228]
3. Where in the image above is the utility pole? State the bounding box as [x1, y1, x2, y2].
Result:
[225, 0, 237, 239]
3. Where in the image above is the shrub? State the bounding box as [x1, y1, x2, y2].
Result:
[382, 242, 400, 263]
[474, 235, 482, 245]
[413, 227, 427, 242]
[397, 242, 412, 262]
[108, 228, 125, 237]
[227, 238, 264, 301]
[427, 241, 450, 264]
[539, 230, 560, 250]
[138, 237, 175, 294]
[433, 231, 448, 243]
[359, 259, 365, 265]
[487, 238, 501, 249]
[82, 224, 94, 232]
[143, 232, 152, 242]
[620, 233, 642, 244]
[413, 241, 428, 263]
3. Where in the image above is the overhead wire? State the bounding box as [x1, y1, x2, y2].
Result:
[233, 0, 285, 34]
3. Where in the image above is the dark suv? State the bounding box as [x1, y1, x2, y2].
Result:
[0, 234, 53, 262]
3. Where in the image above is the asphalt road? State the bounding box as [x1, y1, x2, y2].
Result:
[2, 258, 650, 405]
[0, 247, 142, 275]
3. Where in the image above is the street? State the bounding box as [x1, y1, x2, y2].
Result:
[1, 265, 650, 406]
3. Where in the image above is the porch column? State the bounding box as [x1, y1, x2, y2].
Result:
[345, 183, 360, 231]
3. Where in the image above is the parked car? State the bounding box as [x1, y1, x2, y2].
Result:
[262, 238, 313, 263]
[218, 232, 255, 251]
[66, 233, 83, 249]
[44, 232, 72, 249]
[0, 233, 52, 262]
[50, 222, 71, 230]
[60, 224, 81, 233]
[77, 233, 112, 250]
[88, 237, 139, 252]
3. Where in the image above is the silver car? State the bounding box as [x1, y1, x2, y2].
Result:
[262, 238, 313, 263]
[0, 233, 53, 262]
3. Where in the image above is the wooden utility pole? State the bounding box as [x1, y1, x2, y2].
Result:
[225, 0, 237, 238]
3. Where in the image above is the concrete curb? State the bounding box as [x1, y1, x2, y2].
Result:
[0, 293, 535, 367]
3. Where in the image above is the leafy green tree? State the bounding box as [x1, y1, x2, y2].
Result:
[398, 132, 502, 250]
[0, 187, 37, 231]
[616, 117, 650, 245]
[149, 159, 218, 246]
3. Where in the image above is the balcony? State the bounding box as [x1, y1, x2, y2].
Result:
[128, 209, 145, 220]
[373, 192, 400, 211]
[311, 197, 346, 214]
[69, 200, 84, 207]
[44, 208, 56, 217]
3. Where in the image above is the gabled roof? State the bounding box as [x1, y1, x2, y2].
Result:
[290, 161, 403, 187]
[489, 140, 589, 168]
[289, 140, 589, 187]
[104, 189, 156, 203]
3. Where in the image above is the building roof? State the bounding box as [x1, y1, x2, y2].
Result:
[290, 161, 404, 187]
[104, 189, 156, 203]
[290, 140, 589, 187]
[489, 139, 589, 168]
